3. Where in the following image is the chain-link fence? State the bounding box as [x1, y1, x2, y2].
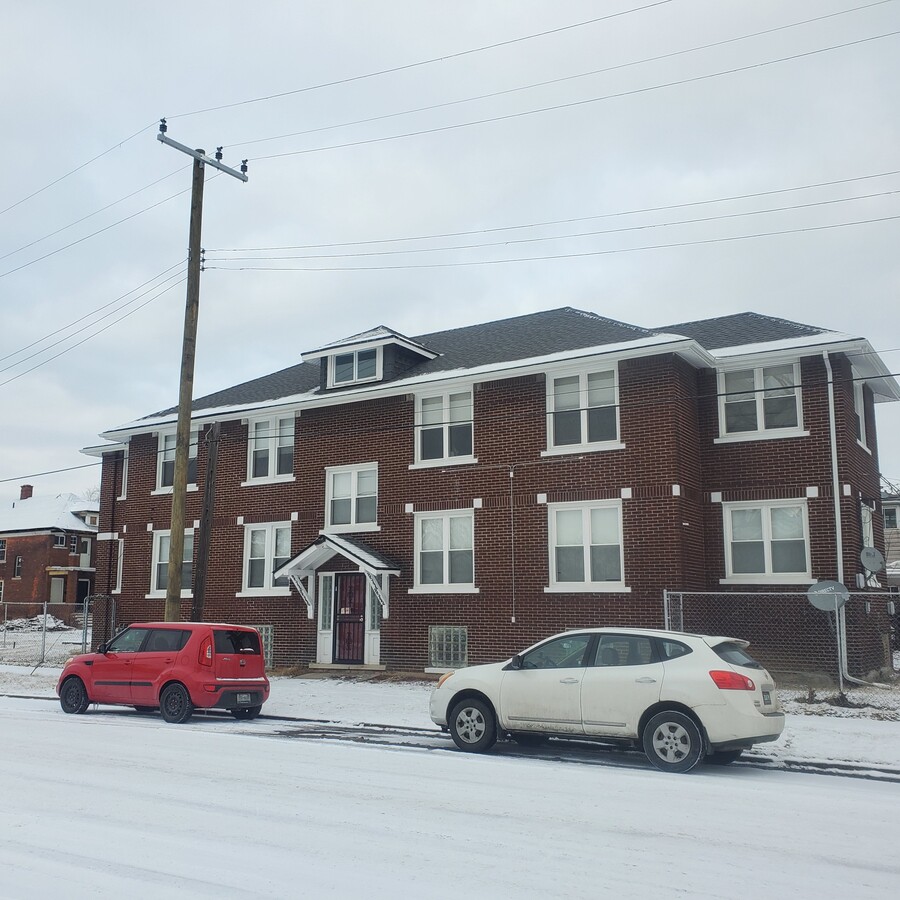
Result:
[664, 589, 900, 716]
[0, 595, 115, 668]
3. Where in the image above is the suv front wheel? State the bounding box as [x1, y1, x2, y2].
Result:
[449, 698, 497, 753]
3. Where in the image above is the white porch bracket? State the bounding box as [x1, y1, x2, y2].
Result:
[364, 571, 389, 619]
[290, 574, 314, 620]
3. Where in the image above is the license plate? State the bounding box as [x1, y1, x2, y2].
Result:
[762, 690, 771, 705]
[237, 693, 252, 705]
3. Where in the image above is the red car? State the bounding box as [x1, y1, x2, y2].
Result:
[56, 622, 270, 723]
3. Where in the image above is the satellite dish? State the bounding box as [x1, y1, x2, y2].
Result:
[807, 580, 850, 611]
[860, 546, 885, 573]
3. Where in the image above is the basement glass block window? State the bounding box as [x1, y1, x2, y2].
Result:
[429, 625, 468, 669]
[251, 624, 274, 668]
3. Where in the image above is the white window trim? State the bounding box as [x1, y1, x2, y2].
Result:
[117, 444, 129, 500]
[0, 579, 3, 602]
[241, 415, 297, 485]
[327, 346, 383, 388]
[53, 534, 67, 548]
[544, 499, 629, 593]
[146, 528, 194, 599]
[411, 388, 477, 468]
[885, 505, 899, 531]
[716, 362, 805, 442]
[409, 509, 478, 593]
[152, 428, 200, 494]
[853, 377, 870, 452]
[0, 540, 5, 563]
[324, 463, 380, 533]
[542, 364, 623, 457]
[236, 521, 292, 597]
[113, 538, 124, 594]
[720, 499, 812, 584]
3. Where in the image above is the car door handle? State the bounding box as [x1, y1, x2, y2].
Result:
[559, 677, 580, 684]
[635, 676, 657, 684]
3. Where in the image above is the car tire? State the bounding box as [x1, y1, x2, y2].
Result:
[231, 705, 262, 720]
[449, 698, 497, 753]
[133, 706, 156, 714]
[509, 733, 546, 747]
[160, 683, 193, 724]
[706, 749, 743, 766]
[59, 676, 90, 714]
[642, 710, 705, 773]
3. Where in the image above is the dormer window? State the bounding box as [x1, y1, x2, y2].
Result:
[331, 348, 381, 387]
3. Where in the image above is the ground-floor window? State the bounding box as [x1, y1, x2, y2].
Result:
[251, 624, 274, 667]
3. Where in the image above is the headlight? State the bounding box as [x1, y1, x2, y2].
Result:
[436, 671, 455, 689]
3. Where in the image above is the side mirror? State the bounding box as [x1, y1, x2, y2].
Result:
[97, 642, 108, 654]
[505, 654, 523, 671]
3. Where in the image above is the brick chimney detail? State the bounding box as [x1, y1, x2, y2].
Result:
[19, 484, 33, 500]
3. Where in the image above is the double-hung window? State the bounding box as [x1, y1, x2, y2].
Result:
[0, 580, 3, 602]
[156, 429, 198, 491]
[722, 500, 810, 582]
[547, 501, 627, 592]
[853, 374, 868, 449]
[14, 556, 23, 578]
[53, 534, 66, 548]
[241, 523, 291, 593]
[413, 511, 475, 591]
[329, 348, 380, 387]
[415, 391, 474, 465]
[718, 364, 803, 439]
[150, 530, 194, 596]
[325, 464, 378, 531]
[885, 506, 898, 530]
[545, 368, 619, 454]
[0, 539, 5, 563]
[247, 416, 295, 482]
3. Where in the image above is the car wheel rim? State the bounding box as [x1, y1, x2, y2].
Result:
[652, 722, 691, 763]
[455, 707, 486, 743]
[166, 692, 183, 716]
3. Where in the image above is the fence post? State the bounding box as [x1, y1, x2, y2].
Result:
[1, 603, 6, 649]
[40, 601, 48, 665]
[81, 596, 90, 653]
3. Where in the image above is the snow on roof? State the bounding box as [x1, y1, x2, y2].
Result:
[0, 494, 99, 534]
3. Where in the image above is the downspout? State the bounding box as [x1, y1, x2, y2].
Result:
[509, 466, 516, 625]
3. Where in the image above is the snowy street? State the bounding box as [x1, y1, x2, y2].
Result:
[2, 669, 899, 898]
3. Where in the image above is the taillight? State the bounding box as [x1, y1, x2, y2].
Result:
[199, 636, 213, 667]
[709, 670, 755, 690]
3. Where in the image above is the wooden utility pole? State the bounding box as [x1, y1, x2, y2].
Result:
[157, 121, 247, 622]
[192, 421, 220, 620]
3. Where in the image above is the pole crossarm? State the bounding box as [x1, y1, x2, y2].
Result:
[157, 132, 248, 182]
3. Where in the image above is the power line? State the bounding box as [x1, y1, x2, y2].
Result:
[209, 168, 900, 253]
[227, 1, 897, 152]
[206, 189, 900, 262]
[205, 212, 900, 272]
[249, 30, 900, 162]
[167, 1, 676, 120]
[0, 121, 158, 218]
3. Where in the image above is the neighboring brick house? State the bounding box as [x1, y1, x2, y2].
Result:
[83, 307, 898, 671]
[882, 493, 900, 587]
[0, 486, 99, 607]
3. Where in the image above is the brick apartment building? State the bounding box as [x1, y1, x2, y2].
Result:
[84, 307, 898, 671]
[0, 486, 99, 607]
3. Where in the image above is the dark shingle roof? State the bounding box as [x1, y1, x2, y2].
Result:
[654, 312, 830, 350]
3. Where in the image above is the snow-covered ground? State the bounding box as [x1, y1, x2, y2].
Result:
[2, 666, 899, 898]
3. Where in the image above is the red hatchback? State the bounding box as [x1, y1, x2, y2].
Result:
[56, 622, 270, 723]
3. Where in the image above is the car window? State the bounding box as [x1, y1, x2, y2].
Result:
[213, 629, 261, 655]
[713, 641, 762, 669]
[520, 634, 592, 669]
[592, 635, 655, 667]
[107, 628, 150, 653]
[145, 629, 191, 652]
[658, 639, 692, 661]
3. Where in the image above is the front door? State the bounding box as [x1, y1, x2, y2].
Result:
[333, 574, 366, 664]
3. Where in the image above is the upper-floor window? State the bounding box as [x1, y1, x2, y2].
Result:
[329, 348, 381, 388]
[69, 536, 78, 554]
[54, 534, 66, 548]
[0, 579, 3, 602]
[247, 416, 295, 482]
[14, 556, 23, 578]
[885, 506, 898, 530]
[415, 391, 474, 465]
[241, 522, 291, 594]
[118, 444, 129, 500]
[413, 510, 475, 591]
[325, 464, 378, 531]
[150, 530, 194, 597]
[156, 429, 198, 492]
[722, 500, 810, 582]
[545, 368, 619, 454]
[0, 539, 5, 562]
[718, 364, 802, 439]
[547, 500, 626, 592]
[853, 375, 868, 449]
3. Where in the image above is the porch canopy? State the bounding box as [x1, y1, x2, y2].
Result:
[273, 533, 401, 619]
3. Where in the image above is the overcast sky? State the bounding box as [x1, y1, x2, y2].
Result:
[2, 0, 899, 509]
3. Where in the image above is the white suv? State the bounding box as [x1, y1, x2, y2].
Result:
[429, 627, 784, 773]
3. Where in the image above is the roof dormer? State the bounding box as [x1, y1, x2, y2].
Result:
[303, 326, 438, 391]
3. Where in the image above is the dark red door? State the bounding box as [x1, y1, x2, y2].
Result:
[334, 574, 366, 664]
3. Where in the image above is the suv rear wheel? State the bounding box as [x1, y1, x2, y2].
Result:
[160, 683, 194, 724]
[60, 676, 90, 714]
[642, 710, 704, 773]
[449, 698, 497, 753]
